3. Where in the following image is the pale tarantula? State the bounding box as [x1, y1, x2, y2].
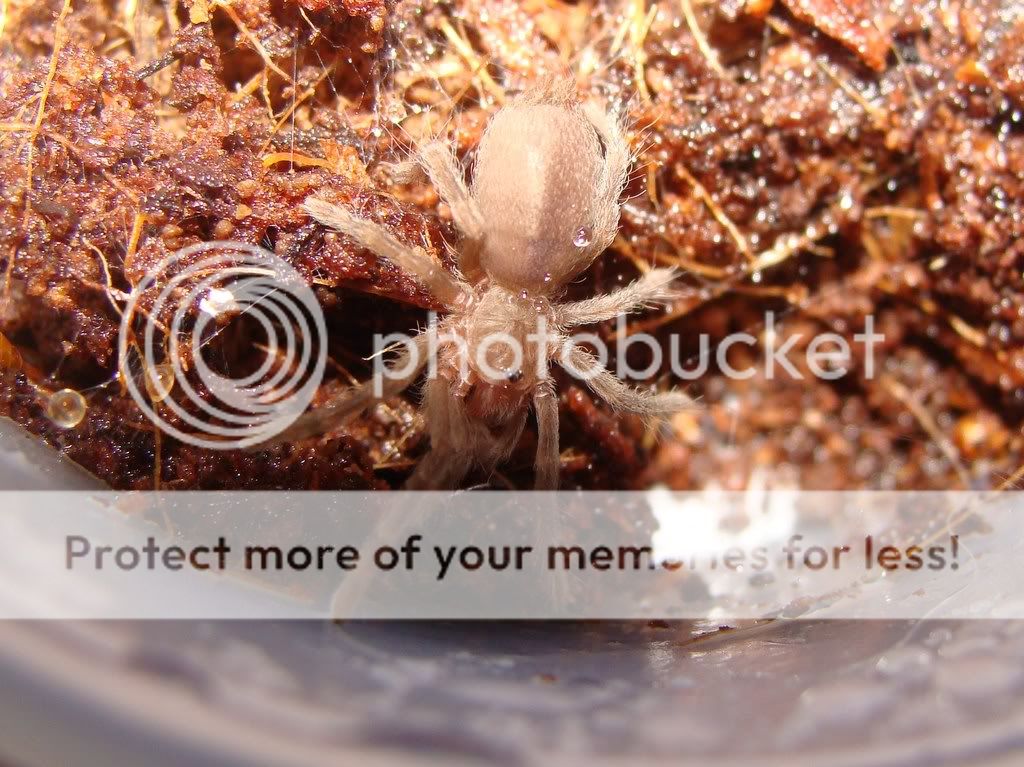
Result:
[279, 82, 691, 489]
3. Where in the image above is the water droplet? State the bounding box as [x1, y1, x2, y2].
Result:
[573, 226, 592, 248]
[199, 287, 240, 317]
[145, 364, 175, 402]
[47, 389, 86, 428]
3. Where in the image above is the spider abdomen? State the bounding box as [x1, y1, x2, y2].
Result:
[472, 103, 608, 295]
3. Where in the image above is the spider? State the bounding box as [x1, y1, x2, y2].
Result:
[277, 81, 692, 489]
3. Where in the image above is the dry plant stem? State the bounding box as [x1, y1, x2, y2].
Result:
[675, 163, 752, 261]
[0, 122, 141, 204]
[680, 0, 725, 77]
[999, 463, 1024, 491]
[215, 1, 292, 82]
[258, 62, 337, 156]
[5, 0, 72, 296]
[881, 375, 971, 489]
[816, 60, 887, 127]
[616, 0, 657, 103]
[437, 17, 505, 104]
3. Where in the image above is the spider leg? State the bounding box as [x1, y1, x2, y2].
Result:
[417, 141, 485, 242]
[559, 343, 693, 418]
[267, 330, 432, 445]
[417, 141, 486, 282]
[378, 157, 423, 185]
[382, 144, 484, 241]
[304, 198, 468, 306]
[406, 377, 475, 489]
[555, 267, 680, 327]
[533, 384, 560, 490]
[406, 378, 531, 489]
[405, 444, 475, 490]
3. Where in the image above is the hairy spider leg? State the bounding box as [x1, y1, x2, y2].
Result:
[555, 267, 680, 327]
[304, 198, 469, 306]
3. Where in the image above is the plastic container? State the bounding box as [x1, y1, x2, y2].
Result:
[1, 418, 1022, 766]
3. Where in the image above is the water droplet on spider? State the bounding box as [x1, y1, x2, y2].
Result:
[47, 388, 86, 428]
[573, 226, 592, 248]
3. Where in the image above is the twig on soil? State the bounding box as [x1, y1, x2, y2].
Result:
[4, 0, 72, 297]
[214, 0, 293, 82]
[679, 0, 724, 77]
[880, 374, 971, 489]
[675, 163, 753, 262]
[438, 17, 506, 104]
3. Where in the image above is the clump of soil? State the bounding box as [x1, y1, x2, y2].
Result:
[0, 0, 1021, 490]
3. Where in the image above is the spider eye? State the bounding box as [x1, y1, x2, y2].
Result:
[506, 369, 523, 384]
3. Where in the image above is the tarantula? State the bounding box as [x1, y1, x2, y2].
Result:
[278, 82, 691, 489]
